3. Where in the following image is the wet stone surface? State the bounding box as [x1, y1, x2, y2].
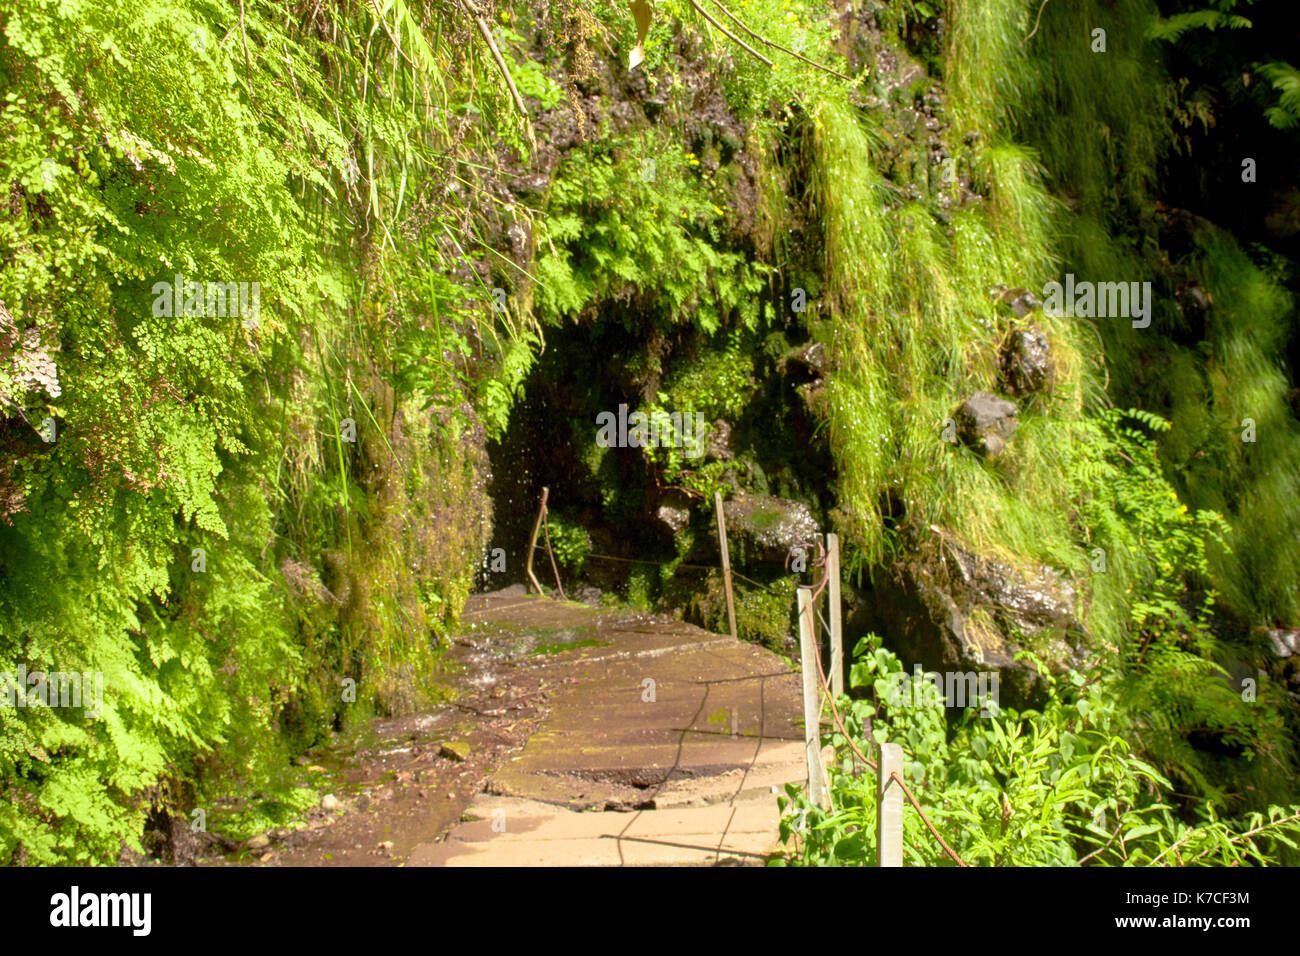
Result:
[208, 589, 806, 867]
[720, 494, 822, 566]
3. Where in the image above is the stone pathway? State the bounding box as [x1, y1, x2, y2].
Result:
[411, 592, 808, 866]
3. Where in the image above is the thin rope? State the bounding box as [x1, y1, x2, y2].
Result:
[533, 546, 795, 596]
[808, 611, 966, 866]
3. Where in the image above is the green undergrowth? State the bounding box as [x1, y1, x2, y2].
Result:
[1013, 0, 1300, 626]
[2, 0, 1296, 867]
[778, 633, 1300, 866]
[0, 0, 511, 863]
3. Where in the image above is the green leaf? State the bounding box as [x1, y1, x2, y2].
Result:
[629, 0, 653, 70]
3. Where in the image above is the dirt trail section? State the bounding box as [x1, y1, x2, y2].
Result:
[418, 591, 807, 866]
[247, 587, 807, 867]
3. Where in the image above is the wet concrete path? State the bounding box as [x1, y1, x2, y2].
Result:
[248, 588, 807, 867]
[413, 591, 808, 866]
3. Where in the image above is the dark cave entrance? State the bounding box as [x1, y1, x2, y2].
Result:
[475, 313, 836, 613]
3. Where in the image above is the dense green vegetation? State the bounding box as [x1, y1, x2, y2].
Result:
[1, 0, 511, 862]
[2, 0, 1298, 865]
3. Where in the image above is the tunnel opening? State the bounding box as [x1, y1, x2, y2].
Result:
[476, 308, 836, 626]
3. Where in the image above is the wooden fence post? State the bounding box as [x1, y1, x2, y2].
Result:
[715, 492, 738, 641]
[797, 586, 828, 810]
[826, 532, 843, 699]
[525, 486, 549, 595]
[877, 741, 904, 867]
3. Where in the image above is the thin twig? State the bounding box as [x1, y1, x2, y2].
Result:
[364, 0, 418, 70]
[1022, 0, 1050, 46]
[0, 396, 34, 430]
[686, 0, 773, 68]
[1077, 818, 1125, 865]
[1151, 810, 1300, 867]
[462, 1, 536, 150]
[704, 0, 855, 80]
[239, 0, 256, 106]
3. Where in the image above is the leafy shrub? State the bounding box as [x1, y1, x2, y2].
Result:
[780, 407, 1300, 866]
[778, 635, 1300, 866]
[543, 513, 592, 575]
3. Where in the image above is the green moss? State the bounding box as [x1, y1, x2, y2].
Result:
[530, 637, 610, 656]
[734, 578, 800, 655]
[627, 565, 657, 611]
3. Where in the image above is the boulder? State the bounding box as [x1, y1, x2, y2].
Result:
[954, 392, 1019, 457]
[650, 486, 693, 536]
[848, 526, 1087, 711]
[942, 534, 1078, 635]
[1000, 327, 1054, 395]
[655, 502, 691, 534]
[719, 494, 820, 566]
[992, 286, 1043, 318]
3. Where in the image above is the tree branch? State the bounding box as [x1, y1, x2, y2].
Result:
[686, 0, 773, 68]
[703, 0, 856, 81]
[459, 0, 536, 150]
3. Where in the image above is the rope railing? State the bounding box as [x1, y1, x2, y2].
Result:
[889, 771, 968, 867]
[799, 546, 968, 867]
[530, 544, 802, 597]
[520, 487, 965, 866]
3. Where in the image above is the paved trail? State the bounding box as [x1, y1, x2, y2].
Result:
[413, 592, 808, 866]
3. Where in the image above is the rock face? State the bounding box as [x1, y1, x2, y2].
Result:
[1266, 628, 1299, 658]
[652, 487, 693, 535]
[993, 286, 1043, 318]
[849, 527, 1087, 710]
[706, 419, 735, 462]
[954, 392, 1020, 457]
[1000, 327, 1054, 395]
[719, 494, 820, 566]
